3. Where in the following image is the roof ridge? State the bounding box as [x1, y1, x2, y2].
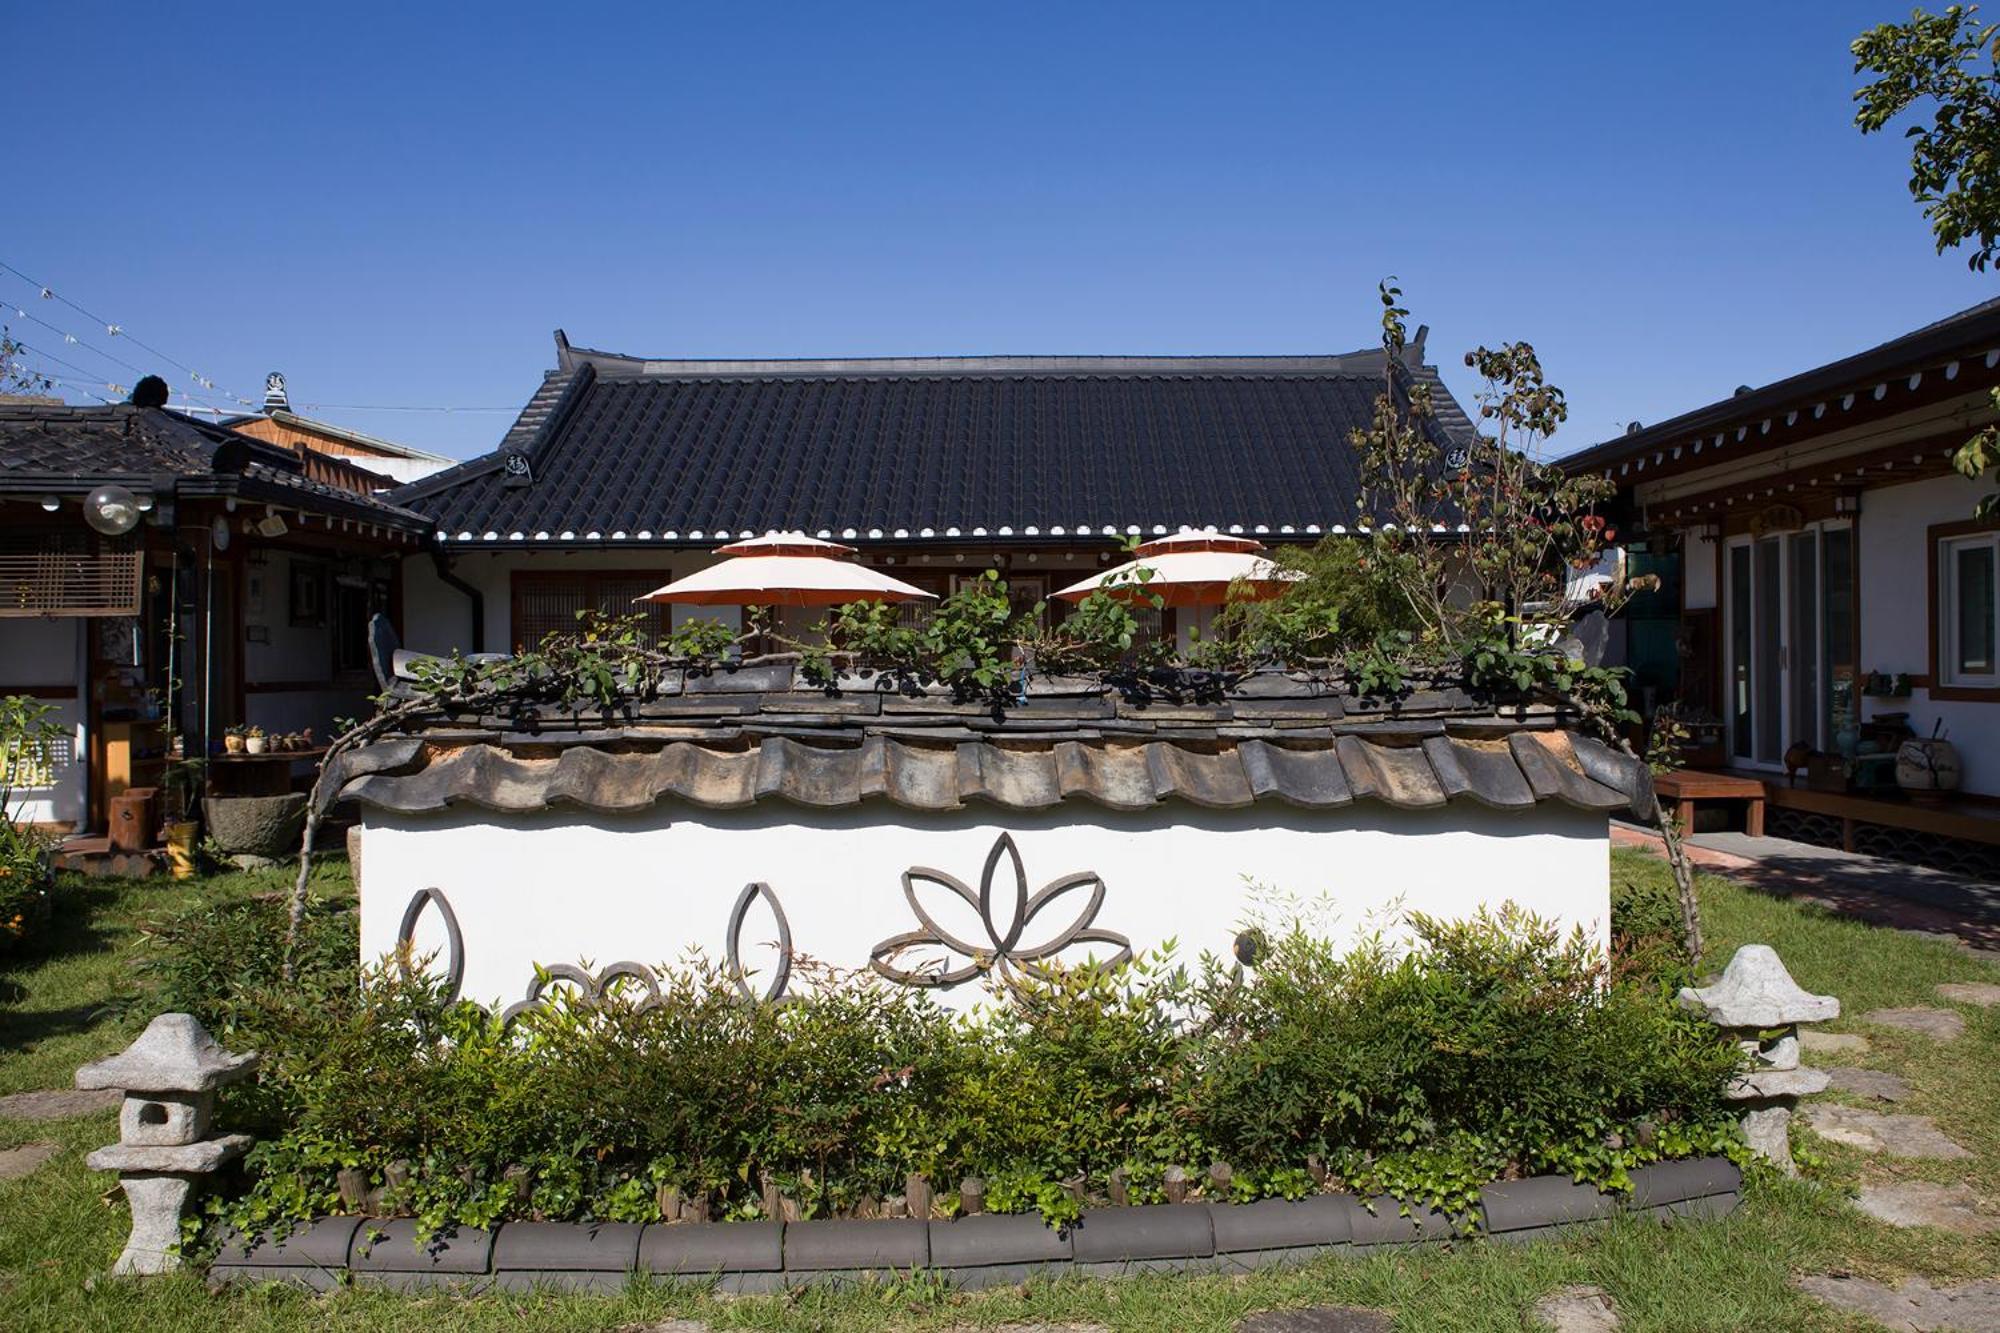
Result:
[557, 345, 1398, 380]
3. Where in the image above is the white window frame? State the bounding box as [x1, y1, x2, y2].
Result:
[1940, 531, 2000, 688]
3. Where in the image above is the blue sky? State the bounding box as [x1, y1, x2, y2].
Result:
[6, 2, 1993, 459]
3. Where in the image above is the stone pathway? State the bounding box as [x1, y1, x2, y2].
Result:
[1801, 1030, 1871, 1056]
[0, 1141, 60, 1181]
[1937, 981, 2000, 1007]
[1533, 1285, 1622, 1331]
[1803, 1105, 1972, 1159]
[1796, 1275, 2000, 1331]
[1858, 1181, 2000, 1235]
[1863, 1008, 1968, 1041]
[1237, 1311, 1391, 1333]
[1828, 1067, 1913, 1102]
[0, 1088, 119, 1121]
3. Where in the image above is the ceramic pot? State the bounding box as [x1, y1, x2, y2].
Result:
[1895, 738, 1961, 803]
[244, 735, 266, 755]
[223, 734, 245, 754]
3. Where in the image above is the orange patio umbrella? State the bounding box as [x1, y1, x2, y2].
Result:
[637, 532, 936, 608]
[1053, 530, 1303, 608]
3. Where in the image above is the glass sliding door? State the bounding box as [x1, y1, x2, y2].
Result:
[1724, 522, 1858, 769]
[1729, 544, 1754, 760]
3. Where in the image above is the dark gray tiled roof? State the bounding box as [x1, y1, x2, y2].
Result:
[0, 402, 434, 530]
[327, 674, 1651, 819]
[395, 340, 1478, 545]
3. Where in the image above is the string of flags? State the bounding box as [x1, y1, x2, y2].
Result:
[0, 258, 257, 412]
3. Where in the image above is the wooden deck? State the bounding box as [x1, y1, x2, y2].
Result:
[1700, 768, 2000, 851]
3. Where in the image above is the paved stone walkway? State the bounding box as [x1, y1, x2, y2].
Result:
[0, 1088, 119, 1121]
[1803, 1106, 1971, 1159]
[1533, 1285, 1622, 1331]
[1827, 1067, 1912, 1102]
[1611, 825, 2000, 953]
[1796, 1275, 2000, 1330]
[1237, 1311, 1391, 1333]
[1801, 1030, 1871, 1056]
[0, 1141, 60, 1181]
[1938, 981, 2000, 1006]
[1858, 1181, 2000, 1235]
[1863, 1007, 1967, 1040]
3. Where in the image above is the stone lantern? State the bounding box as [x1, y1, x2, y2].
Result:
[1679, 945, 1839, 1174]
[77, 1013, 258, 1275]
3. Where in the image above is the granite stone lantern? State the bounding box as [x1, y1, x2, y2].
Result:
[1679, 945, 1839, 1174]
[77, 1013, 258, 1275]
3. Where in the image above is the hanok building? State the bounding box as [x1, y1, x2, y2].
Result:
[0, 402, 433, 838]
[391, 331, 1477, 656]
[1564, 296, 2000, 871]
[221, 373, 455, 485]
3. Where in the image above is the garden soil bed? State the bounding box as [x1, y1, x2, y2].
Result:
[210, 1157, 1741, 1291]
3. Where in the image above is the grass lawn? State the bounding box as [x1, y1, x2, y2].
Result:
[1, 848, 1996, 1332]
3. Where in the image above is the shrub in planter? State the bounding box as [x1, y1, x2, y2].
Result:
[194, 904, 1744, 1238]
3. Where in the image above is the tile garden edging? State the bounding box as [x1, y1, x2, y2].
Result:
[208, 1158, 1742, 1291]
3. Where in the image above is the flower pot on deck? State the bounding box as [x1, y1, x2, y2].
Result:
[1895, 738, 1961, 805]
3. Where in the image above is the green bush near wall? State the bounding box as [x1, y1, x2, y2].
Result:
[140, 898, 1743, 1237]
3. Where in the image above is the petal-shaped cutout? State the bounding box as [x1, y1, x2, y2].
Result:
[521, 962, 596, 1005]
[594, 960, 662, 1006]
[1013, 871, 1108, 962]
[979, 833, 1031, 953]
[900, 867, 989, 957]
[393, 887, 464, 1003]
[726, 881, 794, 1005]
[870, 930, 983, 988]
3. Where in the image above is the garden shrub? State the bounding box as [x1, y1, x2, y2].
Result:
[1610, 866, 1695, 984]
[193, 904, 1743, 1237]
[0, 694, 63, 952]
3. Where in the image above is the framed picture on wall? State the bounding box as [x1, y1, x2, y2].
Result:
[289, 560, 326, 627]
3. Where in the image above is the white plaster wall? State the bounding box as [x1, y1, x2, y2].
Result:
[358, 801, 1612, 1013]
[1858, 470, 2000, 794]
[401, 550, 740, 656]
[0, 618, 84, 825]
[244, 552, 332, 684]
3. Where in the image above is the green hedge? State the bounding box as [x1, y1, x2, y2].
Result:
[142, 899, 1742, 1235]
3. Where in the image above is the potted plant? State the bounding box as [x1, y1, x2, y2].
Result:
[224, 725, 247, 755]
[1896, 720, 1962, 805]
[160, 755, 206, 881]
[243, 726, 267, 756]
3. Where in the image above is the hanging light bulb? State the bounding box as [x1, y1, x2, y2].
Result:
[83, 484, 142, 535]
[40, 496, 60, 513]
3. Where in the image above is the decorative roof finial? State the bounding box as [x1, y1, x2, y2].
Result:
[263, 371, 289, 415]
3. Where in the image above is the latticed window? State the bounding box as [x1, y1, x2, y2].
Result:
[510, 571, 670, 651]
[0, 534, 143, 617]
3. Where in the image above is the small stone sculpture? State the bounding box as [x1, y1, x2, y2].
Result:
[76, 1013, 258, 1275]
[1680, 945, 1839, 1174]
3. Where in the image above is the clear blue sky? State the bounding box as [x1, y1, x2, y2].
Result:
[6, 1, 1993, 460]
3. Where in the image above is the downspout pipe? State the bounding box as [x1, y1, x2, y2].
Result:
[429, 549, 485, 653]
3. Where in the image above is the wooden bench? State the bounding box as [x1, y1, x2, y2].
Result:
[1655, 771, 1765, 837]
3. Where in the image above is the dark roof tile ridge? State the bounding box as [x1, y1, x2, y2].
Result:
[560, 348, 1398, 380]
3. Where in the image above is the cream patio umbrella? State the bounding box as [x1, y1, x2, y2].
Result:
[1052, 530, 1303, 608]
[637, 532, 936, 608]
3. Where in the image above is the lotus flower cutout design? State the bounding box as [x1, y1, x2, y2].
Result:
[870, 832, 1132, 991]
